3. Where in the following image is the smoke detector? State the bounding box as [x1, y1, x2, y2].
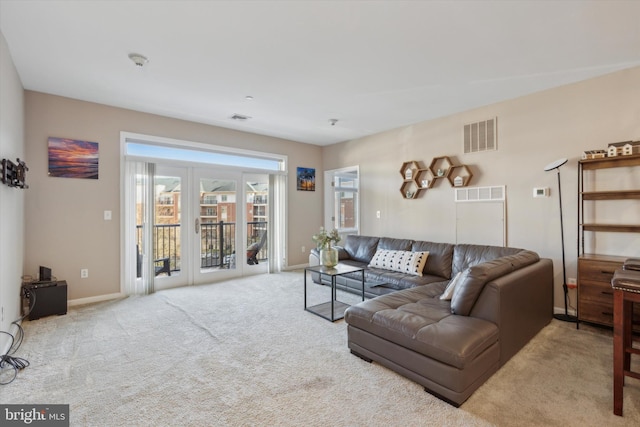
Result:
[230, 113, 252, 121]
[128, 53, 149, 67]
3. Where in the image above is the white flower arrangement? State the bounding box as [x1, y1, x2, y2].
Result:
[312, 227, 341, 250]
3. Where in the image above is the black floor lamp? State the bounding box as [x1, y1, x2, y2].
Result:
[544, 158, 578, 323]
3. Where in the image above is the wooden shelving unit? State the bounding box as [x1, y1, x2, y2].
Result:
[399, 160, 424, 199]
[577, 153, 640, 329]
[447, 164, 473, 187]
[399, 156, 472, 199]
[428, 156, 452, 182]
[581, 189, 640, 200]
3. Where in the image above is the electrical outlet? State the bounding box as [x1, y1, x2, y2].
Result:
[81, 269, 89, 278]
[567, 277, 577, 289]
[301, 246, 306, 253]
[376, 210, 381, 219]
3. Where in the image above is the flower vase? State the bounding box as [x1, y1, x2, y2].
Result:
[320, 245, 338, 267]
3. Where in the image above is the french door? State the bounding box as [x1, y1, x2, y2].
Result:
[151, 165, 188, 290]
[123, 132, 284, 295]
[242, 173, 269, 275]
[192, 168, 241, 285]
[141, 165, 268, 290]
[193, 169, 270, 283]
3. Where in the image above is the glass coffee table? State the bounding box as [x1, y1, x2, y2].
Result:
[304, 264, 365, 322]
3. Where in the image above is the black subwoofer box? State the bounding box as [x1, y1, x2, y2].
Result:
[23, 280, 68, 320]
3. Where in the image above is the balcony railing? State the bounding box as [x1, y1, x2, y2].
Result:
[199, 221, 236, 268]
[136, 221, 268, 272]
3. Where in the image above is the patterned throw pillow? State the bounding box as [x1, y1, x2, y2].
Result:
[368, 249, 429, 276]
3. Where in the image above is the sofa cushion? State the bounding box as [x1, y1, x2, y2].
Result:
[450, 262, 509, 315]
[378, 237, 413, 252]
[451, 244, 523, 276]
[365, 268, 447, 291]
[368, 249, 429, 276]
[505, 250, 540, 270]
[344, 235, 380, 263]
[450, 251, 540, 315]
[344, 286, 499, 369]
[412, 241, 454, 278]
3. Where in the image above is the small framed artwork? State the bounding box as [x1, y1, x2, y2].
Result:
[48, 137, 99, 179]
[297, 167, 315, 191]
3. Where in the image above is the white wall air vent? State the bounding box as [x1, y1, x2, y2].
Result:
[455, 185, 507, 246]
[464, 117, 497, 153]
[455, 185, 505, 202]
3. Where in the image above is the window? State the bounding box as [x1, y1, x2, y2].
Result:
[202, 195, 217, 204]
[125, 141, 285, 171]
[326, 167, 359, 234]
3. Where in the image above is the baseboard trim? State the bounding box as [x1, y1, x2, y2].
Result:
[68, 292, 125, 307]
[283, 263, 308, 271]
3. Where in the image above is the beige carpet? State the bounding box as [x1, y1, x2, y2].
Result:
[1, 271, 639, 426]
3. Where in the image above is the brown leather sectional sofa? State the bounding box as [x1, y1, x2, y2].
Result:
[310, 235, 553, 406]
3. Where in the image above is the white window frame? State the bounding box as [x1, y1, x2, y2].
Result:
[324, 166, 359, 235]
[122, 132, 287, 173]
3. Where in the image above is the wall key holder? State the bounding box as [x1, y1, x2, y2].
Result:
[1, 158, 29, 189]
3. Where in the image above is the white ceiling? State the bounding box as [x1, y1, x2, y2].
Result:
[1, 1, 639, 146]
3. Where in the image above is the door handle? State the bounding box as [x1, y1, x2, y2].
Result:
[195, 218, 200, 234]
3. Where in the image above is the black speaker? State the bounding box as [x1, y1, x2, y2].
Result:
[23, 281, 67, 320]
[39, 265, 52, 281]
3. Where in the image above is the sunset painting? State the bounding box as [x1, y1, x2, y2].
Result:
[48, 137, 99, 179]
[296, 167, 315, 191]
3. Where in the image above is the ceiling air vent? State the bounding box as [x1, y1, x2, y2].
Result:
[464, 117, 497, 153]
[230, 113, 251, 121]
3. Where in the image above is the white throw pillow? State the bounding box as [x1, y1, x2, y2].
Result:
[440, 271, 463, 301]
[368, 249, 429, 276]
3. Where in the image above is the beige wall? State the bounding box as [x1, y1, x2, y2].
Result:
[323, 66, 640, 313]
[16, 63, 640, 312]
[0, 31, 25, 346]
[24, 92, 323, 301]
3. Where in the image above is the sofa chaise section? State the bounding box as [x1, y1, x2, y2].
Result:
[338, 236, 553, 406]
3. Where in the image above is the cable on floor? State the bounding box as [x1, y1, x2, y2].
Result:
[0, 287, 35, 385]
